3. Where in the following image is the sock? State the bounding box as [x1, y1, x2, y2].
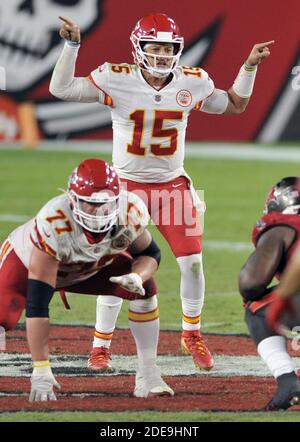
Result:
[181, 299, 201, 331]
[128, 296, 159, 372]
[93, 295, 123, 349]
[257, 336, 296, 378]
[176, 253, 204, 331]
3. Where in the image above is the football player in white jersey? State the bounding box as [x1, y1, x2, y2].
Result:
[0, 158, 174, 401]
[50, 13, 274, 372]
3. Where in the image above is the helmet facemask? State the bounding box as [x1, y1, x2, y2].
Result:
[131, 33, 184, 78]
[68, 190, 120, 234]
[264, 177, 300, 215]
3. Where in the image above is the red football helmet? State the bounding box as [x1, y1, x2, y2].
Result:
[264, 177, 300, 215]
[68, 159, 120, 233]
[130, 13, 184, 78]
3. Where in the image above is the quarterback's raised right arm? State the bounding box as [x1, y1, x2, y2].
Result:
[49, 16, 99, 102]
[201, 41, 274, 115]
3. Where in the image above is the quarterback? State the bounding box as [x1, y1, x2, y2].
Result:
[50, 13, 274, 371]
[0, 158, 174, 401]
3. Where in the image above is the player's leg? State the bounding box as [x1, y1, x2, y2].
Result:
[64, 255, 133, 372]
[177, 253, 213, 370]
[128, 288, 174, 397]
[245, 299, 300, 410]
[65, 254, 157, 376]
[151, 177, 213, 370]
[0, 241, 28, 331]
[88, 295, 123, 372]
[65, 256, 173, 396]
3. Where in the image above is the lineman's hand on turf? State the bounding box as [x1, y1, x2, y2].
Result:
[29, 362, 61, 402]
[109, 273, 145, 296]
[245, 40, 275, 66]
[59, 16, 81, 43]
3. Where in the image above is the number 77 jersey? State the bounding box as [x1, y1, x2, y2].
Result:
[88, 63, 214, 183]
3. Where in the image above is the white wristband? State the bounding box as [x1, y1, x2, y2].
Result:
[232, 64, 257, 98]
[65, 40, 81, 48]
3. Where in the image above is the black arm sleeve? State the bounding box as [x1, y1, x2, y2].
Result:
[26, 279, 55, 318]
[131, 238, 161, 266]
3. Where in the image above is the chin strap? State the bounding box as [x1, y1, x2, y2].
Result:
[59, 290, 71, 310]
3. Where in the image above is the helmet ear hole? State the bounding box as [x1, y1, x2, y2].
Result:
[267, 200, 281, 213]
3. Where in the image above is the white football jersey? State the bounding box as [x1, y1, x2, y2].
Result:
[89, 64, 214, 183]
[9, 191, 149, 288]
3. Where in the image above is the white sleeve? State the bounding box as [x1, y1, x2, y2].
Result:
[200, 88, 229, 114]
[49, 42, 100, 103]
[200, 69, 215, 99]
[122, 191, 150, 238]
[31, 212, 58, 259]
[88, 63, 114, 106]
[192, 69, 215, 109]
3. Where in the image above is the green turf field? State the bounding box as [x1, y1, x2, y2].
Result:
[1, 146, 300, 422]
[1, 410, 300, 422]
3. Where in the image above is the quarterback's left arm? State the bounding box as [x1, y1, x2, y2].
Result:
[202, 41, 274, 115]
[109, 230, 160, 296]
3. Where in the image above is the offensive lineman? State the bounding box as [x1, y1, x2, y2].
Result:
[50, 12, 274, 371]
[0, 158, 173, 401]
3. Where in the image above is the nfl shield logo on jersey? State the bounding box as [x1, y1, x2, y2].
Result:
[112, 235, 131, 250]
[155, 95, 162, 103]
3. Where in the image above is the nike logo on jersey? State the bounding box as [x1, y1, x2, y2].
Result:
[172, 183, 183, 188]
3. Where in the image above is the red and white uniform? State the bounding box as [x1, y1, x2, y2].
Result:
[89, 63, 212, 256]
[9, 190, 148, 287]
[89, 63, 213, 183]
[0, 191, 156, 330]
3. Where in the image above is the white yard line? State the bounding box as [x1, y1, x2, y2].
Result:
[204, 240, 253, 251]
[0, 214, 253, 254]
[0, 214, 29, 223]
[2, 142, 300, 163]
[0, 352, 298, 378]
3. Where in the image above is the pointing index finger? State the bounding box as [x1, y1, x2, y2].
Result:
[256, 40, 275, 48]
[59, 16, 75, 26]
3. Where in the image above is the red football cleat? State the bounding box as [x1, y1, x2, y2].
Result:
[181, 330, 214, 371]
[88, 347, 115, 372]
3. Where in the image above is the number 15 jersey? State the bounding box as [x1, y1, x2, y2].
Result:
[88, 63, 214, 183]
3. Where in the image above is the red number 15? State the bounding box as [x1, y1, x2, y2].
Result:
[127, 110, 183, 156]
